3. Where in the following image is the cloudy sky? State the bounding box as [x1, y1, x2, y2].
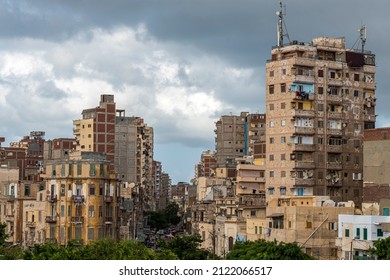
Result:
[1, 0, 389, 184]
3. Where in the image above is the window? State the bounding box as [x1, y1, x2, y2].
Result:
[269, 154, 274, 161]
[377, 228, 384, 237]
[281, 102, 286, 109]
[318, 69, 324, 77]
[318, 103, 324, 111]
[354, 73, 360, 81]
[270, 137, 275, 144]
[282, 69, 286, 75]
[281, 171, 286, 178]
[280, 187, 286, 195]
[270, 171, 274, 178]
[269, 85, 274, 94]
[318, 171, 324, 179]
[363, 228, 368, 240]
[269, 121, 275, 127]
[99, 184, 103, 195]
[269, 103, 274, 111]
[318, 86, 324, 94]
[281, 83, 286, 93]
[353, 173, 362, 180]
[24, 185, 30, 196]
[268, 188, 275, 195]
[89, 184, 95, 196]
[77, 164, 82, 175]
[354, 90, 359, 97]
[88, 228, 95, 240]
[250, 210, 256, 217]
[281, 153, 286, 160]
[281, 120, 286, 127]
[269, 70, 274, 77]
[318, 120, 324, 128]
[100, 164, 104, 176]
[317, 137, 323, 145]
[88, 206, 95, 217]
[306, 221, 312, 229]
[356, 228, 360, 238]
[60, 184, 65, 196]
[345, 228, 350, 237]
[60, 205, 65, 217]
[90, 164, 96, 176]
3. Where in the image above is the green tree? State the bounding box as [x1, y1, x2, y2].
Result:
[226, 240, 314, 260]
[162, 234, 213, 260]
[370, 236, 390, 259]
[0, 223, 7, 246]
[164, 202, 180, 225]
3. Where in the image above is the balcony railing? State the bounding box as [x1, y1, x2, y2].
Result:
[104, 195, 113, 203]
[327, 162, 342, 170]
[291, 109, 315, 118]
[26, 221, 36, 228]
[71, 216, 84, 224]
[293, 178, 315, 186]
[327, 128, 343, 136]
[45, 238, 57, 244]
[327, 145, 343, 153]
[294, 161, 315, 169]
[105, 216, 113, 224]
[6, 195, 15, 202]
[48, 195, 58, 203]
[45, 216, 57, 223]
[294, 126, 315, 135]
[72, 195, 85, 203]
[292, 144, 315, 152]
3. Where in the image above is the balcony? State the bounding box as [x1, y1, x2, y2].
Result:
[70, 239, 84, 246]
[327, 111, 343, 119]
[48, 195, 58, 203]
[71, 216, 84, 224]
[364, 114, 376, 122]
[6, 195, 15, 202]
[5, 215, 14, 222]
[327, 162, 342, 170]
[105, 216, 113, 224]
[327, 95, 343, 103]
[26, 221, 36, 228]
[45, 216, 57, 223]
[104, 195, 113, 203]
[72, 195, 85, 203]
[45, 238, 57, 244]
[236, 176, 265, 183]
[327, 180, 342, 187]
[327, 129, 343, 136]
[293, 178, 315, 186]
[292, 144, 315, 152]
[294, 161, 315, 169]
[291, 109, 315, 118]
[294, 126, 315, 135]
[327, 145, 342, 153]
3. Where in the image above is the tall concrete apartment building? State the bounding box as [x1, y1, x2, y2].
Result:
[265, 36, 376, 207]
[215, 112, 266, 168]
[73, 95, 116, 170]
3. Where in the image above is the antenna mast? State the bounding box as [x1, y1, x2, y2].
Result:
[359, 24, 367, 53]
[276, 2, 290, 48]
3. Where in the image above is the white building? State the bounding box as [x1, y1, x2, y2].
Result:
[336, 214, 390, 260]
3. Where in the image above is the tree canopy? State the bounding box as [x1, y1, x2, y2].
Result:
[370, 236, 390, 260]
[226, 239, 314, 260]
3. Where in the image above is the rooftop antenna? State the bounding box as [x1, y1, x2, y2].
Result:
[358, 24, 367, 53]
[276, 2, 290, 47]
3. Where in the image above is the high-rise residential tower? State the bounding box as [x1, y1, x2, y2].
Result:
[265, 36, 376, 207]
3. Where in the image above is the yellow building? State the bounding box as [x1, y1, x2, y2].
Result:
[42, 151, 118, 245]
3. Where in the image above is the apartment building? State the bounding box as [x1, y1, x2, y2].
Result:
[215, 112, 266, 169]
[73, 94, 116, 170]
[265, 37, 376, 207]
[42, 152, 118, 245]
